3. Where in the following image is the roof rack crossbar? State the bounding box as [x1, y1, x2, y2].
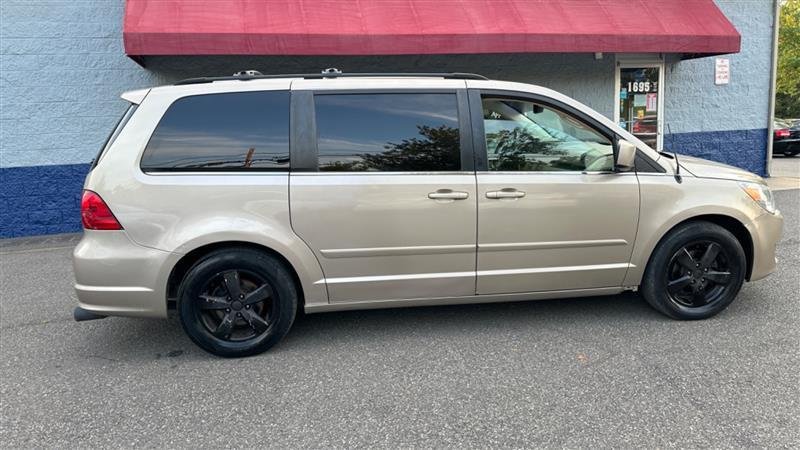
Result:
[174, 72, 489, 86]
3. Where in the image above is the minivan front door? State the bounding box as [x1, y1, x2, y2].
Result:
[290, 88, 477, 303]
[472, 92, 640, 295]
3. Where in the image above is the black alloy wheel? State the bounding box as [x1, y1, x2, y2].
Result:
[666, 241, 733, 309]
[196, 269, 273, 341]
[641, 221, 746, 320]
[178, 248, 297, 357]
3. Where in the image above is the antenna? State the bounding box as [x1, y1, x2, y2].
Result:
[667, 124, 682, 183]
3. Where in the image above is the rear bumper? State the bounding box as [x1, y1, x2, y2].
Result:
[773, 140, 800, 154]
[73, 230, 176, 318]
[747, 210, 783, 282]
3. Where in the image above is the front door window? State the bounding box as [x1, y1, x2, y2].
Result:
[618, 67, 660, 149]
[482, 97, 614, 172]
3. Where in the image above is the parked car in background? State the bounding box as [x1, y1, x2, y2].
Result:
[774, 119, 800, 157]
[632, 114, 658, 135]
[73, 72, 783, 357]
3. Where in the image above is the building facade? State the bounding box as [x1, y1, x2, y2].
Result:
[0, 0, 779, 238]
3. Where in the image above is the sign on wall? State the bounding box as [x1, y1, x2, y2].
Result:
[645, 93, 658, 112]
[715, 58, 730, 85]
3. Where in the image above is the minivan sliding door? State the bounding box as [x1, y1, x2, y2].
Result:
[289, 88, 477, 303]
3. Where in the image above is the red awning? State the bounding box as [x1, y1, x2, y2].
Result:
[124, 0, 740, 57]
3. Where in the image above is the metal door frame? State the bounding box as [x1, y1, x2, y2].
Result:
[614, 58, 666, 151]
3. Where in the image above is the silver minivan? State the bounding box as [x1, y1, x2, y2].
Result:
[74, 72, 783, 357]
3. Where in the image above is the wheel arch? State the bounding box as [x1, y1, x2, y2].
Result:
[166, 241, 308, 312]
[642, 214, 755, 282]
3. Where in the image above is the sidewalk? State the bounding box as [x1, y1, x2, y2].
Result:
[768, 156, 800, 191]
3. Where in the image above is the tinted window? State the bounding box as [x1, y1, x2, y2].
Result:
[315, 93, 461, 171]
[483, 97, 614, 172]
[141, 91, 289, 171]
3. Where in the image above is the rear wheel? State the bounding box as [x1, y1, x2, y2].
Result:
[177, 248, 297, 357]
[641, 221, 746, 320]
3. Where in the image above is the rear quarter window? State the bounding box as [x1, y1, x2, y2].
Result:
[140, 90, 290, 171]
[92, 103, 138, 170]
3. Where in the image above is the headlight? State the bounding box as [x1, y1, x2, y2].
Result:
[739, 182, 777, 214]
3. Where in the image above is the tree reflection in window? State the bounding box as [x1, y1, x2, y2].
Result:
[321, 125, 459, 172]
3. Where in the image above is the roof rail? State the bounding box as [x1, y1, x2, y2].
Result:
[174, 69, 489, 86]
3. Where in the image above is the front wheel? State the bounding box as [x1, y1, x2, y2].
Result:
[177, 248, 297, 357]
[641, 221, 746, 320]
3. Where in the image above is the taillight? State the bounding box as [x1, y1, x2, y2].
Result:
[775, 129, 790, 138]
[81, 190, 122, 230]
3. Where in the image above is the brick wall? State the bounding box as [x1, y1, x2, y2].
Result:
[664, 0, 775, 136]
[662, 0, 775, 176]
[0, 1, 167, 168]
[663, 129, 768, 176]
[0, 164, 88, 237]
[0, 0, 161, 237]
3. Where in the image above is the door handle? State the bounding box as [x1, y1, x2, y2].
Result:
[486, 189, 526, 199]
[428, 189, 469, 200]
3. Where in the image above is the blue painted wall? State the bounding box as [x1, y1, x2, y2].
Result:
[0, 0, 776, 237]
[0, 0, 162, 237]
[663, 129, 767, 176]
[0, 164, 89, 238]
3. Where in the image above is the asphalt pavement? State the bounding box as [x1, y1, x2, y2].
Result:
[1, 190, 798, 448]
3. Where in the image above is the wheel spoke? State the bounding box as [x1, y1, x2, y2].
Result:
[667, 275, 692, 293]
[676, 248, 698, 271]
[243, 283, 273, 306]
[705, 270, 731, 285]
[242, 309, 269, 334]
[213, 311, 237, 338]
[699, 243, 721, 268]
[222, 271, 244, 300]
[199, 295, 230, 310]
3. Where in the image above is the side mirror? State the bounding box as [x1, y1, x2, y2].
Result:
[616, 139, 636, 172]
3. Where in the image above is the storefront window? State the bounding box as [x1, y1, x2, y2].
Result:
[619, 67, 660, 149]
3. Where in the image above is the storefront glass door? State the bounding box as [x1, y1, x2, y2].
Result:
[617, 65, 663, 149]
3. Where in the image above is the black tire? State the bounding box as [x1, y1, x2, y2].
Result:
[177, 248, 297, 357]
[641, 221, 746, 320]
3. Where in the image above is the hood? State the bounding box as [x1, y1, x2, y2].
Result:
[677, 155, 764, 184]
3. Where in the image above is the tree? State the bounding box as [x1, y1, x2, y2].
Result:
[776, 0, 800, 118]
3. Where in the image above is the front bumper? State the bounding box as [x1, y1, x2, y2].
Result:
[746, 210, 784, 281]
[73, 230, 176, 318]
